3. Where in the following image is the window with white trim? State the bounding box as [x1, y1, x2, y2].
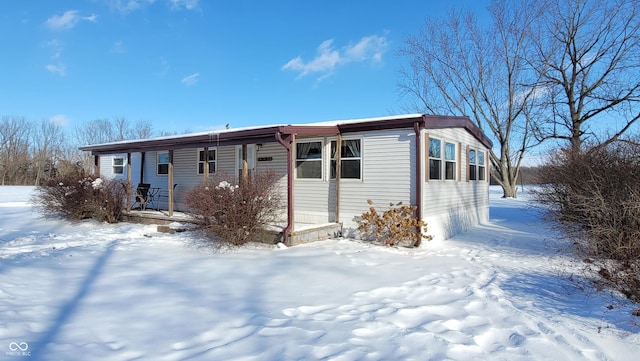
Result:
[112, 156, 124, 175]
[444, 142, 456, 180]
[469, 149, 477, 181]
[478, 150, 486, 181]
[197, 148, 216, 174]
[157, 151, 169, 175]
[295, 141, 323, 179]
[429, 138, 442, 180]
[330, 139, 361, 179]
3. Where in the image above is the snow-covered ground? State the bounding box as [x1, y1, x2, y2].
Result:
[1, 186, 638, 361]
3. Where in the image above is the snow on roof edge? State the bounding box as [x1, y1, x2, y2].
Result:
[81, 114, 426, 148]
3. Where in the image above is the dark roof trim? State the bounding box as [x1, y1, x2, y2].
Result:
[79, 114, 492, 155]
[422, 115, 493, 149]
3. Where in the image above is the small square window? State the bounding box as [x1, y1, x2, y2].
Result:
[112, 157, 124, 175]
[296, 141, 323, 179]
[157, 151, 169, 175]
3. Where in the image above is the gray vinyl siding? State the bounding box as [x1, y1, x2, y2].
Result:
[336, 129, 416, 234]
[99, 153, 129, 180]
[422, 128, 490, 240]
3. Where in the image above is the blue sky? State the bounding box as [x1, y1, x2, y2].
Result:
[0, 0, 489, 134]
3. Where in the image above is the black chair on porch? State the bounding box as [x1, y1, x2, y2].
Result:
[133, 183, 152, 210]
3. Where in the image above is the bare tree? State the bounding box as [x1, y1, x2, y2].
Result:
[133, 119, 154, 139]
[398, 1, 544, 197]
[0, 116, 32, 185]
[531, 0, 640, 151]
[32, 119, 65, 185]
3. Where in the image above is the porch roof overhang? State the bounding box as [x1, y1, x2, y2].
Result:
[79, 114, 493, 155]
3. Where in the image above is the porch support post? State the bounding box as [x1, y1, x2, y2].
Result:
[335, 133, 342, 223]
[413, 121, 423, 246]
[276, 131, 294, 246]
[203, 146, 209, 180]
[126, 152, 132, 211]
[140, 152, 145, 184]
[168, 149, 174, 217]
[241, 144, 248, 183]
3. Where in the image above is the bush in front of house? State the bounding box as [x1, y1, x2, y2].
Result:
[33, 173, 128, 223]
[535, 142, 640, 303]
[357, 200, 432, 247]
[184, 171, 283, 246]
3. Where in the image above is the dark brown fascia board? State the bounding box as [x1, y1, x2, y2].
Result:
[337, 114, 493, 149]
[80, 125, 340, 155]
[79, 115, 493, 155]
[422, 115, 493, 149]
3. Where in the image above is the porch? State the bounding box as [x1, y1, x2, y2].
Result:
[122, 209, 342, 246]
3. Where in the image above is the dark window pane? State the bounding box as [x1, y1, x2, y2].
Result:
[341, 160, 361, 179]
[445, 161, 455, 180]
[429, 159, 441, 180]
[469, 165, 477, 180]
[296, 160, 321, 178]
[479, 166, 486, 181]
[158, 164, 169, 175]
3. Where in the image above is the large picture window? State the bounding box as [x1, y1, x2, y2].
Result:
[296, 141, 322, 179]
[330, 139, 361, 179]
[112, 157, 124, 175]
[198, 149, 216, 174]
[157, 151, 169, 175]
[429, 138, 442, 180]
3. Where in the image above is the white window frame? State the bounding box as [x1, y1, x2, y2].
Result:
[157, 151, 169, 176]
[469, 148, 477, 181]
[429, 138, 442, 180]
[197, 148, 217, 175]
[112, 156, 124, 175]
[478, 150, 486, 181]
[330, 138, 362, 180]
[444, 142, 456, 180]
[295, 139, 324, 180]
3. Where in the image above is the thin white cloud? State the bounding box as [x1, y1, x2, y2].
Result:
[46, 39, 63, 59]
[158, 57, 170, 77]
[108, 0, 157, 13]
[181, 72, 200, 86]
[169, 0, 199, 11]
[282, 33, 389, 81]
[110, 41, 126, 54]
[46, 63, 66, 76]
[49, 114, 70, 126]
[45, 10, 97, 30]
[109, 0, 199, 13]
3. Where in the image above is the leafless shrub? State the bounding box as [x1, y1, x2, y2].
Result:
[357, 200, 432, 247]
[184, 171, 283, 246]
[33, 173, 128, 223]
[535, 143, 640, 303]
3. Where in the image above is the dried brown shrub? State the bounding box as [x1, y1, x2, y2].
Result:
[184, 171, 283, 246]
[357, 200, 432, 247]
[33, 173, 128, 223]
[535, 143, 640, 302]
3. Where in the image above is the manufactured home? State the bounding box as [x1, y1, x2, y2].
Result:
[80, 114, 493, 245]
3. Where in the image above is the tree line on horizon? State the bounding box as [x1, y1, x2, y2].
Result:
[0, 116, 184, 186]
